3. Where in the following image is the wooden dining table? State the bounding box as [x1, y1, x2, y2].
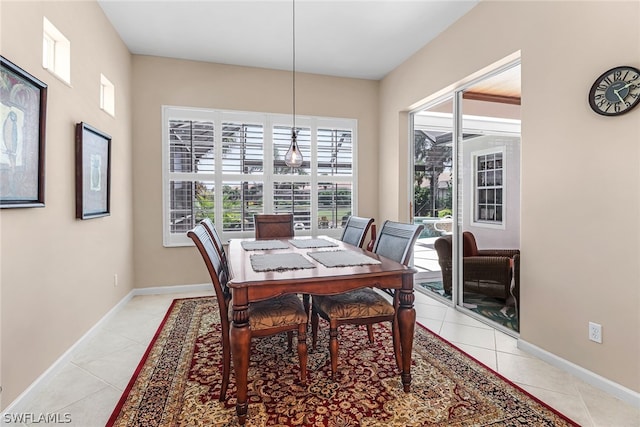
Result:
[227, 236, 418, 425]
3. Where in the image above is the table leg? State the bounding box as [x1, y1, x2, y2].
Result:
[231, 297, 251, 425]
[302, 293, 310, 321]
[397, 274, 416, 392]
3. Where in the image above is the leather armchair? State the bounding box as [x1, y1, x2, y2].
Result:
[434, 231, 519, 301]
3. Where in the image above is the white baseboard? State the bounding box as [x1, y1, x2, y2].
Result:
[518, 339, 640, 408]
[1, 283, 211, 416]
[132, 283, 211, 296]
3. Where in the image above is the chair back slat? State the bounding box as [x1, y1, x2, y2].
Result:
[340, 216, 374, 248]
[254, 213, 294, 239]
[187, 224, 230, 303]
[373, 220, 423, 266]
[201, 218, 229, 276]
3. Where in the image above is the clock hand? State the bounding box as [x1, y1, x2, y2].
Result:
[613, 81, 636, 100]
[613, 89, 626, 104]
[617, 81, 635, 90]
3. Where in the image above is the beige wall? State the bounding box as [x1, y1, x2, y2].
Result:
[379, 1, 639, 392]
[0, 1, 133, 407]
[131, 56, 379, 287]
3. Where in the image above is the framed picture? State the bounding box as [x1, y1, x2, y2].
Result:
[0, 56, 47, 208]
[76, 122, 111, 219]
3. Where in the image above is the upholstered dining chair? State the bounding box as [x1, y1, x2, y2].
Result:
[310, 220, 423, 379]
[188, 223, 308, 400]
[302, 215, 375, 323]
[254, 213, 294, 239]
[340, 216, 374, 248]
[337, 215, 375, 338]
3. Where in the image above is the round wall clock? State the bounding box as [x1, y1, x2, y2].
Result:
[588, 65, 640, 116]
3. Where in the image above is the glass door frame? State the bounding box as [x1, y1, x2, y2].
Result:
[452, 90, 463, 309]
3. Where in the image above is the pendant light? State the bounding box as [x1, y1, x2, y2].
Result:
[285, 0, 303, 168]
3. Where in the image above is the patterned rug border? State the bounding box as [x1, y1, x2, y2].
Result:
[107, 296, 580, 426]
[106, 297, 183, 426]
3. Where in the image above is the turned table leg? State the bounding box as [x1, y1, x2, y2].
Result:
[397, 274, 416, 392]
[230, 292, 251, 425]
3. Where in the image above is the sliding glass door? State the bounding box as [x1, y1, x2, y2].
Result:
[458, 90, 521, 334]
[412, 61, 521, 334]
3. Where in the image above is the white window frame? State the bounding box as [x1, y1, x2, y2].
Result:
[42, 17, 70, 84]
[471, 146, 506, 229]
[162, 106, 358, 247]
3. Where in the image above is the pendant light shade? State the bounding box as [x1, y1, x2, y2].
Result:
[285, 0, 303, 168]
[285, 129, 303, 168]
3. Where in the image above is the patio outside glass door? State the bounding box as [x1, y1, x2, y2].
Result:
[412, 97, 454, 286]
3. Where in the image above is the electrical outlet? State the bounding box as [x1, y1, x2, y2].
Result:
[114, 274, 119, 287]
[588, 322, 602, 343]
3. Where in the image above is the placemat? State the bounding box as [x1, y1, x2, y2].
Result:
[250, 253, 316, 272]
[289, 238, 339, 249]
[307, 250, 381, 268]
[241, 240, 290, 251]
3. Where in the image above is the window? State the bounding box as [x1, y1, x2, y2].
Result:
[162, 106, 357, 246]
[473, 149, 504, 225]
[100, 74, 115, 116]
[42, 17, 70, 84]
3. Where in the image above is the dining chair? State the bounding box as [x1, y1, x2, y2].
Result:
[338, 215, 375, 339]
[254, 213, 294, 239]
[303, 216, 374, 324]
[310, 220, 423, 379]
[188, 223, 308, 400]
[340, 216, 374, 248]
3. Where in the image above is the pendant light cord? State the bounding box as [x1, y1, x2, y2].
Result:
[292, 0, 296, 132]
[285, 0, 303, 169]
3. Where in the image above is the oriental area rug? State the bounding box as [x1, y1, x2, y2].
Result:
[107, 297, 579, 426]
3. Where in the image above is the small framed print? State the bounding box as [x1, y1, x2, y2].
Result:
[76, 122, 111, 219]
[0, 56, 47, 208]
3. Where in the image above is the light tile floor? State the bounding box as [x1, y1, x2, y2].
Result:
[4, 289, 639, 427]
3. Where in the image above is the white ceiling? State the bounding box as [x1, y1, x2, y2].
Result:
[97, 0, 479, 80]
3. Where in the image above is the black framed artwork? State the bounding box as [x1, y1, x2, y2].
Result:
[75, 122, 111, 219]
[0, 56, 47, 208]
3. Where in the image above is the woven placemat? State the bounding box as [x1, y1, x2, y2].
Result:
[307, 250, 381, 268]
[241, 240, 290, 251]
[289, 238, 338, 249]
[250, 253, 316, 272]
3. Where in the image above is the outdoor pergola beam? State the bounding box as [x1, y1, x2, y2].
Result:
[463, 91, 521, 105]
